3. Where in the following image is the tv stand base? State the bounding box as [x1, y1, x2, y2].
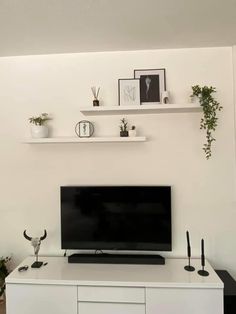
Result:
[68, 253, 165, 265]
[6, 257, 223, 314]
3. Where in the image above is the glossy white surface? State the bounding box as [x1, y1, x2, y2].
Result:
[6, 256, 223, 289]
[80, 104, 202, 115]
[24, 137, 147, 144]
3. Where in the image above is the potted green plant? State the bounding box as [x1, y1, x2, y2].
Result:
[29, 113, 51, 138]
[0, 256, 10, 302]
[191, 85, 222, 159]
[120, 118, 129, 137]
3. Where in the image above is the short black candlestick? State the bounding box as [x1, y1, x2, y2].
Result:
[198, 239, 209, 277]
[184, 231, 195, 272]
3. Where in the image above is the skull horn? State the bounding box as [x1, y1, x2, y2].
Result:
[40, 230, 47, 241]
[23, 230, 32, 241]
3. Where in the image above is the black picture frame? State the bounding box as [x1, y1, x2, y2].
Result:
[134, 68, 166, 104]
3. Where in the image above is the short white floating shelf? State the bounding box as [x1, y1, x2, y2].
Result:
[80, 104, 201, 115]
[24, 137, 147, 144]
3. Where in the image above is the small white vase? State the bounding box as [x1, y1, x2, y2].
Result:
[129, 129, 137, 137]
[30, 125, 49, 138]
[161, 91, 170, 104]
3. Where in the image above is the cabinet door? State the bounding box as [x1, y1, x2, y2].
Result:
[78, 302, 145, 314]
[6, 284, 77, 314]
[146, 288, 223, 314]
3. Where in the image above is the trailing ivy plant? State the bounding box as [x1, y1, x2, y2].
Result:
[191, 85, 222, 159]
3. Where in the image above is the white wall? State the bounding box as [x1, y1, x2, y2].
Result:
[0, 47, 236, 276]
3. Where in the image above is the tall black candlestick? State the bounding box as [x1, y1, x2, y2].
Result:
[198, 238, 209, 277]
[187, 231, 191, 258]
[184, 230, 195, 272]
[187, 231, 190, 247]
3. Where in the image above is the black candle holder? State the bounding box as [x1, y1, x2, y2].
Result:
[198, 268, 209, 277]
[198, 239, 209, 277]
[184, 231, 195, 272]
[184, 258, 195, 272]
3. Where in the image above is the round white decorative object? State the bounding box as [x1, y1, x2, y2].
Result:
[30, 125, 49, 138]
[128, 129, 137, 137]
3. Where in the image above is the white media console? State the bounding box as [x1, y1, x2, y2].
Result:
[6, 256, 223, 314]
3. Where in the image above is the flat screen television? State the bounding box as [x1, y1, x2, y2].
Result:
[61, 186, 171, 252]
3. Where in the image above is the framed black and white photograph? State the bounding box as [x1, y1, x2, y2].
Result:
[75, 120, 94, 138]
[134, 69, 166, 104]
[118, 79, 140, 106]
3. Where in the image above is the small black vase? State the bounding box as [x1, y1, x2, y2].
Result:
[93, 100, 99, 107]
[120, 131, 129, 137]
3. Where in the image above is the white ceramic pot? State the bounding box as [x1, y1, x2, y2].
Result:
[161, 91, 169, 104]
[128, 129, 137, 137]
[30, 125, 49, 138]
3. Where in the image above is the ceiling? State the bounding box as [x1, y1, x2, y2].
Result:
[1, 0, 236, 57]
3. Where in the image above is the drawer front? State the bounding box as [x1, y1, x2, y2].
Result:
[78, 302, 145, 314]
[6, 283, 77, 314]
[146, 287, 223, 314]
[78, 286, 145, 303]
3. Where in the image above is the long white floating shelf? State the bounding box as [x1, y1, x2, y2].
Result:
[80, 104, 202, 115]
[24, 136, 147, 144]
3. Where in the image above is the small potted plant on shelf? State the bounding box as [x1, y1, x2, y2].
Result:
[29, 113, 51, 138]
[0, 256, 11, 304]
[91, 86, 100, 106]
[191, 85, 222, 159]
[120, 118, 129, 137]
[129, 125, 136, 137]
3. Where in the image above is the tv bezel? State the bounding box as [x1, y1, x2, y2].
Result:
[60, 186, 172, 252]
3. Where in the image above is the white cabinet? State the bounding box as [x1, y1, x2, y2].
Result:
[146, 287, 223, 314]
[5, 257, 223, 314]
[6, 283, 77, 314]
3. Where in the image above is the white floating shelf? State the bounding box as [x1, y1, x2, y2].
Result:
[24, 136, 147, 144]
[80, 104, 202, 115]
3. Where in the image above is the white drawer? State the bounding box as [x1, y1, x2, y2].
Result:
[77, 286, 145, 303]
[78, 302, 145, 314]
[146, 287, 223, 314]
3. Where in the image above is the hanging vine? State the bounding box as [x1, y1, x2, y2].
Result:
[191, 85, 222, 159]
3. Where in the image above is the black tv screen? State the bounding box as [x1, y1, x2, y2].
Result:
[61, 186, 171, 251]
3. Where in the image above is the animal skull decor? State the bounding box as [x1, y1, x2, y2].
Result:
[23, 229, 47, 268]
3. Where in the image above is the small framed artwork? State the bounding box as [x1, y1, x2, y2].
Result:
[118, 79, 140, 106]
[75, 120, 94, 138]
[134, 68, 166, 104]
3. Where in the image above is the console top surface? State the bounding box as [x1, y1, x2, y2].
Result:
[6, 256, 223, 289]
